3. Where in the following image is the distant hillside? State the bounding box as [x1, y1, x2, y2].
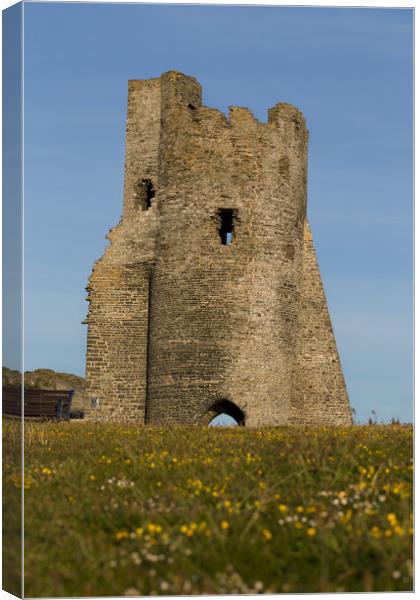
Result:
[2, 367, 87, 413]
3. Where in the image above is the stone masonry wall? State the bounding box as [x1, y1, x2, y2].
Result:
[146, 73, 308, 426]
[290, 221, 352, 425]
[84, 78, 160, 420]
[84, 70, 352, 426]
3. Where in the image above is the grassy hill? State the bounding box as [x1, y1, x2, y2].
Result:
[3, 422, 413, 596]
[2, 367, 87, 413]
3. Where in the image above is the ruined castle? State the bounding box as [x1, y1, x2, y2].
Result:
[84, 71, 352, 426]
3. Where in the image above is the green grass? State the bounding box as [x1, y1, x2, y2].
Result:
[3, 421, 413, 596]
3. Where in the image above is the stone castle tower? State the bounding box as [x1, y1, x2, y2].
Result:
[84, 71, 352, 426]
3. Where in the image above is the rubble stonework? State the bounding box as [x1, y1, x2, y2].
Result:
[84, 71, 352, 426]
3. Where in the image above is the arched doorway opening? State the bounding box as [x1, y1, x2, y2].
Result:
[206, 399, 245, 427]
[209, 414, 238, 427]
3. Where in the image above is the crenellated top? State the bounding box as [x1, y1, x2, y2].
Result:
[127, 70, 308, 134]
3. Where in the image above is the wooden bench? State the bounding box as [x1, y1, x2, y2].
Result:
[2, 387, 74, 420]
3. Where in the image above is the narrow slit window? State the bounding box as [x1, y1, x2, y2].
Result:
[219, 209, 234, 245]
[142, 179, 155, 210]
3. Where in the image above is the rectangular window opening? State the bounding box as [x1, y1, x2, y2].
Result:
[219, 209, 234, 245]
[143, 179, 155, 209]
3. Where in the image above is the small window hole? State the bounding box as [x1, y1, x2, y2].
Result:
[136, 179, 155, 211]
[219, 209, 234, 245]
[142, 179, 155, 209]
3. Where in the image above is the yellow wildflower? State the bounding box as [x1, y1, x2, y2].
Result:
[115, 531, 129, 540]
[278, 504, 288, 513]
[147, 523, 162, 534]
[387, 513, 398, 526]
[370, 526, 381, 539]
[306, 527, 317, 537]
[221, 520, 230, 530]
[340, 509, 353, 524]
[262, 528, 272, 541]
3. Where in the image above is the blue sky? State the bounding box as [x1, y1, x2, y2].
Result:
[14, 3, 413, 423]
